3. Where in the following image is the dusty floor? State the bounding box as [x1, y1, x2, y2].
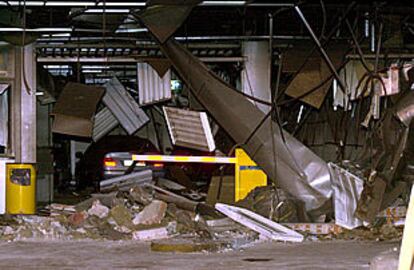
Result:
[0, 239, 398, 270]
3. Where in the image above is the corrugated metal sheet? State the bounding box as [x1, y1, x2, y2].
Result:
[93, 107, 119, 142]
[103, 77, 149, 135]
[328, 162, 364, 229]
[138, 63, 171, 106]
[163, 106, 215, 152]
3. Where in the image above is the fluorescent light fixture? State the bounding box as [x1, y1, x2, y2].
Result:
[85, 9, 131, 13]
[115, 28, 148, 33]
[201, 1, 246, 6]
[82, 69, 102, 73]
[97, 2, 145, 6]
[81, 65, 110, 69]
[45, 2, 96, 6]
[43, 65, 70, 69]
[0, 1, 45, 6]
[0, 0, 290, 6]
[41, 33, 71, 37]
[0, 27, 72, 32]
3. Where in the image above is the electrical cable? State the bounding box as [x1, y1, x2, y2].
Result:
[21, 0, 32, 95]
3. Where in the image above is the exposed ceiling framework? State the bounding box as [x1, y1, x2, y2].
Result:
[1, 0, 413, 83]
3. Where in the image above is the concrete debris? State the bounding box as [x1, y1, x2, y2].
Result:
[109, 205, 133, 228]
[132, 200, 167, 225]
[87, 200, 109, 219]
[283, 223, 343, 235]
[132, 222, 177, 241]
[129, 186, 154, 206]
[236, 186, 299, 223]
[167, 203, 212, 239]
[46, 203, 76, 215]
[68, 211, 88, 227]
[0, 173, 407, 253]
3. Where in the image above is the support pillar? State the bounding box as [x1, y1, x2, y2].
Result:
[12, 45, 36, 163]
[241, 41, 271, 113]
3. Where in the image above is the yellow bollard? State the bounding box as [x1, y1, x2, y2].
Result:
[234, 149, 267, 201]
[398, 184, 414, 270]
[6, 164, 36, 214]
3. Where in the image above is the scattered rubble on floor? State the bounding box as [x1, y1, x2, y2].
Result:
[0, 171, 408, 252]
[0, 180, 257, 251]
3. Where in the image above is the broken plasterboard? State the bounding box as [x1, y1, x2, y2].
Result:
[103, 77, 149, 135]
[215, 203, 304, 242]
[51, 82, 105, 137]
[163, 106, 215, 152]
[283, 46, 345, 109]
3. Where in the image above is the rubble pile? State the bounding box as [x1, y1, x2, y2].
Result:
[0, 175, 406, 251]
[0, 184, 257, 249]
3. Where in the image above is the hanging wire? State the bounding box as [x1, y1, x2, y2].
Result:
[21, 0, 33, 95]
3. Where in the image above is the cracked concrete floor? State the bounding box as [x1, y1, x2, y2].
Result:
[0, 240, 398, 270]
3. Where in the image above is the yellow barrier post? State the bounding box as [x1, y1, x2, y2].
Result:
[6, 164, 36, 214]
[234, 149, 267, 201]
[398, 185, 414, 270]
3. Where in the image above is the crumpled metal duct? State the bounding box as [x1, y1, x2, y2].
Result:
[134, 6, 332, 213]
[394, 91, 414, 127]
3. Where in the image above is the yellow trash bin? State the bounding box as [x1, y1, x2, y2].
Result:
[6, 164, 36, 214]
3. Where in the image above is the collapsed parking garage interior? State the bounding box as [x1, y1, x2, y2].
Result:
[0, 0, 414, 269]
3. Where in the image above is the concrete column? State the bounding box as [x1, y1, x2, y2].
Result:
[12, 45, 36, 163]
[241, 41, 271, 113]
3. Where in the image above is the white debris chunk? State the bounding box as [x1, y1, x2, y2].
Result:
[87, 200, 109, 219]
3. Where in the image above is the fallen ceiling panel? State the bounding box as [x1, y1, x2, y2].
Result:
[103, 77, 149, 135]
[92, 107, 119, 142]
[51, 82, 105, 137]
[283, 47, 345, 109]
[163, 106, 215, 152]
[137, 62, 172, 106]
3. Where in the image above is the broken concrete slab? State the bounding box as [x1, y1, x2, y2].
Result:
[109, 205, 133, 228]
[132, 200, 167, 225]
[132, 222, 177, 241]
[129, 186, 154, 206]
[68, 211, 88, 227]
[87, 200, 109, 219]
[215, 203, 304, 243]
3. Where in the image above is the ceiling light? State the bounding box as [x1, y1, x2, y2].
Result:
[0, 27, 72, 32]
[85, 9, 131, 13]
[201, 1, 246, 6]
[115, 28, 147, 33]
[97, 2, 145, 6]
